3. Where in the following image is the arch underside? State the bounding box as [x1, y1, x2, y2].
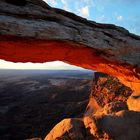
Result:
[0, 35, 139, 93]
[0, 0, 140, 102]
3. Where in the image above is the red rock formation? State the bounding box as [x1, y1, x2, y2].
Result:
[45, 103, 140, 140]
[85, 72, 132, 115]
[0, 0, 140, 97]
[84, 110, 140, 140]
[92, 73, 131, 106]
[45, 118, 86, 140]
[0, 0, 140, 138]
[45, 73, 140, 140]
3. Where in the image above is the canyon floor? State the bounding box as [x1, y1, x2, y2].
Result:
[0, 69, 93, 140]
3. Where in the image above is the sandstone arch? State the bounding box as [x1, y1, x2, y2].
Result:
[0, 0, 140, 104]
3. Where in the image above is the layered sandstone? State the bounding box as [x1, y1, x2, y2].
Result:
[85, 72, 132, 115]
[45, 73, 140, 140]
[0, 0, 140, 97]
[0, 1, 140, 139]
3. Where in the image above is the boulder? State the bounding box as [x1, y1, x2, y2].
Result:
[45, 118, 86, 140]
[84, 109, 140, 140]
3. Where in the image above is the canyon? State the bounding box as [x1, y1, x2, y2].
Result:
[0, 0, 140, 139]
[0, 69, 93, 140]
[45, 72, 136, 140]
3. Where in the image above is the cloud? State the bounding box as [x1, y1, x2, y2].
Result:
[96, 15, 105, 22]
[82, 0, 94, 6]
[117, 15, 123, 21]
[79, 6, 89, 17]
[75, 0, 95, 18]
[61, 0, 69, 11]
[43, 0, 57, 7]
[126, 17, 140, 35]
[114, 13, 123, 21]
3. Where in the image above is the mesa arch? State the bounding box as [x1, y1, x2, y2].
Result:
[0, 0, 140, 104]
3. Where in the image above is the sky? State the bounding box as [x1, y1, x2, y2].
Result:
[0, 0, 140, 70]
[0, 60, 85, 70]
[44, 0, 140, 35]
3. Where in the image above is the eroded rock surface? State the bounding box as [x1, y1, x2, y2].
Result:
[45, 73, 140, 140]
[46, 107, 140, 140]
[0, 0, 140, 139]
[85, 72, 132, 115]
[0, 0, 140, 94]
[45, 118, 86, 140]
[84, 110, 140, 140]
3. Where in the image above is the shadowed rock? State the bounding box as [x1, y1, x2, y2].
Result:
[45, 118, 86, 140]
[45, 73, 140, 140]
[6, 0, 27, 6]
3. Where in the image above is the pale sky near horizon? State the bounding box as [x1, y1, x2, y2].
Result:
[0, 60, 85, 70]
[0, 0, 140, 70]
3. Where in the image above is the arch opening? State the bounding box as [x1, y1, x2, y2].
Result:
[0, 36, 139, 94]
[0, 63, 94, 139]
[0, 60, 88, 70]
[0, 0, 140, 112]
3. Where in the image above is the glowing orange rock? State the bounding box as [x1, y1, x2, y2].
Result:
[0, 0, 140, 110]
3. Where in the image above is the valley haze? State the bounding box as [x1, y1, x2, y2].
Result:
[0, 69, 93, 140]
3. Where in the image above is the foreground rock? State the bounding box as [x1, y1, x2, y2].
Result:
[84, 110, 140, 140]
[45, 105, 140, 140]
[45, 118, 85, 140]
[45, 73, 140, 140]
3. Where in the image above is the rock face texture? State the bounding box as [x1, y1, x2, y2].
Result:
[0, 0, 140, 96]
[85, 72, 132, 115]
[45, 118, 86, 140]
[45, 73, 140, 140]
[0, 0, 140, 139]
